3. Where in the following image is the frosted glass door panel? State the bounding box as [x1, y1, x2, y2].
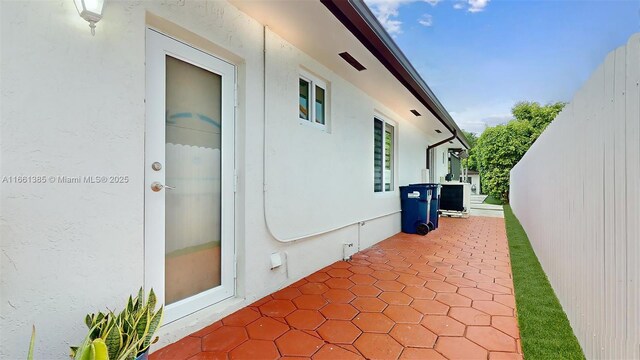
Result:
[165, 55, 222, 305]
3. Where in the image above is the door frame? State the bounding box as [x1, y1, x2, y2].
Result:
[144, 28, 236, 324]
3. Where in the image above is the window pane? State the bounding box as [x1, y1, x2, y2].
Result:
[315, 85, 325, 125]
[299, 78, 310, 120]
[373, 119, 383, 192]
[165, 55, 222, 305]
[385, 123, 394, 191]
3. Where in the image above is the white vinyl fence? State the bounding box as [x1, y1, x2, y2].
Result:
[510, 33, 639, 359]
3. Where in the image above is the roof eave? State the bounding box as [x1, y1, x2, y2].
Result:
[320, 0, 470, 149]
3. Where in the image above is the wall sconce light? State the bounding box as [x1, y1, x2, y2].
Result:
[74, 0, 105, 36]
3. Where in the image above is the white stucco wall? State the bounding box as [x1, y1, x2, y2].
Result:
[1, 1, 442, 358]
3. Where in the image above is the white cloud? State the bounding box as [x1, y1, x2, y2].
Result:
[418, 14, 433, 27]
[449, 103, 513, 134]
[451, 0, 490, 13]
[364, 0, 442, 36]
[468, 0, 490, 13]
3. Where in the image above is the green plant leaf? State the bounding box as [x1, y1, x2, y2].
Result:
[147, 289, 156, 313]
[27, 325, 35, 360]
[92, 339, 109, 360]
[143, 306, 163, 350]
[135, 309, 149, 340]
[104, 321, 122, 360]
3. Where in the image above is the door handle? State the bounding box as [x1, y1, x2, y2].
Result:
[151, 182, 176, 192]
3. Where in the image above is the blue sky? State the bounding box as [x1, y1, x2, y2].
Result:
[364, 0, 640, 134]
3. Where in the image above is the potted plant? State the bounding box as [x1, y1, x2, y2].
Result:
[71, 288, 163, 360]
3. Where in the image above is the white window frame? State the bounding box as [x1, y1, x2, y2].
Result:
[373, 115, 397, 193]
[298, 69, 328, 131]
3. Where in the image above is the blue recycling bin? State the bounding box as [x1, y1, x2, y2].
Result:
[400, 185, 432, 235]
[410, 183, 440, 230]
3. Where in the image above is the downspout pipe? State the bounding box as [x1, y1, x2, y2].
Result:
[426, 131, 456, 170]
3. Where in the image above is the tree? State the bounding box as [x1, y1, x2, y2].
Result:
[461, 130, 478, 171]
[476, 120, 534, 202]
[473, 101, 566, 203]
[511, 101, 565, 140]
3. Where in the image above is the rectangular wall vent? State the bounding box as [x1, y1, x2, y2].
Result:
[410, 109, 421, 116]
[339, 52, 366, 71]
[435, 129, 442, 133]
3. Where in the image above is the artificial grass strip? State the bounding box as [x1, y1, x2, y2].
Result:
[503, 205, 585, 360]
[483, 194, 504, 205]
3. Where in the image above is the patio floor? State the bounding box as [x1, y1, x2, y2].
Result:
[151, 216, 522, 360]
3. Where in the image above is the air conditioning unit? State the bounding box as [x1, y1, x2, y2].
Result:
[439, 182, 470, 218]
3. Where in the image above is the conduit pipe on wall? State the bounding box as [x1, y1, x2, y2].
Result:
[261, 26, 400, 243]
[425, 131, 456, 170]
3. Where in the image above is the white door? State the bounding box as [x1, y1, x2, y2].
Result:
[145, 29, 235, 323]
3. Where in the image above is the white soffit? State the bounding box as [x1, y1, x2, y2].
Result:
[230, 0, 448, 138]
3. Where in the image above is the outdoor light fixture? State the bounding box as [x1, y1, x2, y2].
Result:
[74, 0, 105, 35]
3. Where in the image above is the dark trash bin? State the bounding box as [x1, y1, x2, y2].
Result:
[410, 183, 440, 230]
[400, 185, 432, 235]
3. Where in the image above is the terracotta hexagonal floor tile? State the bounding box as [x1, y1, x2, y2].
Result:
[222, 308, 261, 326]
[202, 326, 249, 352]
[421, 315, 466, 336]
[387, 260, 411, 268]
[349, 274, 377, 285]
[419, 273, 447, 281]
[299, 282, 330, 295]
[187, 352, 227, 360]
[494, 294, 516, 309]
[428, 261, 452, 268]
[312, 344, 364, 360]
[435, 268, 463, 277]
[371, 270, 399, 281]
[435, 337, 488, 360]
[411, 263, 437, 274]
[289, 278, 309, 288]
[229, 339, 279, 360]
[317, 320, 362, 344]
[466, 326, 517, 352]
[458, 287, 493, 301]
[402, 286, 436, 300]
[445, 277, 478, 288]
[352, 312, 395, 333]
[249, 296, 273, 308]
[464, 272, 496, 283]
[351, 297, 388, 312]
[190, 321, 223, 338]
[448, 307, 491, 326]
[395, 274, 426, 287]
[379, 291, 413, 305]
[293, 294, 328, 310]
[491, 316, 520, 338]
[272, 287, 303, 300]
[435, 293, 472, 307]
[374, 280, 405, 292]
[327, 268, 354, 278]
[425, 281, 458, 293]
[332, 261, 352, 268]
[349, 266, 374, 275]
[482, 269, 512, 279]
[275, 330, 325, 357]
[472, 300, 513, 316]
[350, 285, 383, 297]
[383, 305, 423, 324]
[151, 336, 201, 360]
[354, 333, 403, 360]
[259, 299, 297, 317]
[399, 348, 446, 359]
[489, 351, 524, 360]
[285, 309, 326, 330]
[306, 272, 331, 283]
[320, 303, 359, 320]
[389, 324, 437, 348]
[477, 282, 512, 295]
[325, 277, 355, 289]
[323, 289, 356, 303]
[410, 299, 449, 315]
[246, 317, 289, 340]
